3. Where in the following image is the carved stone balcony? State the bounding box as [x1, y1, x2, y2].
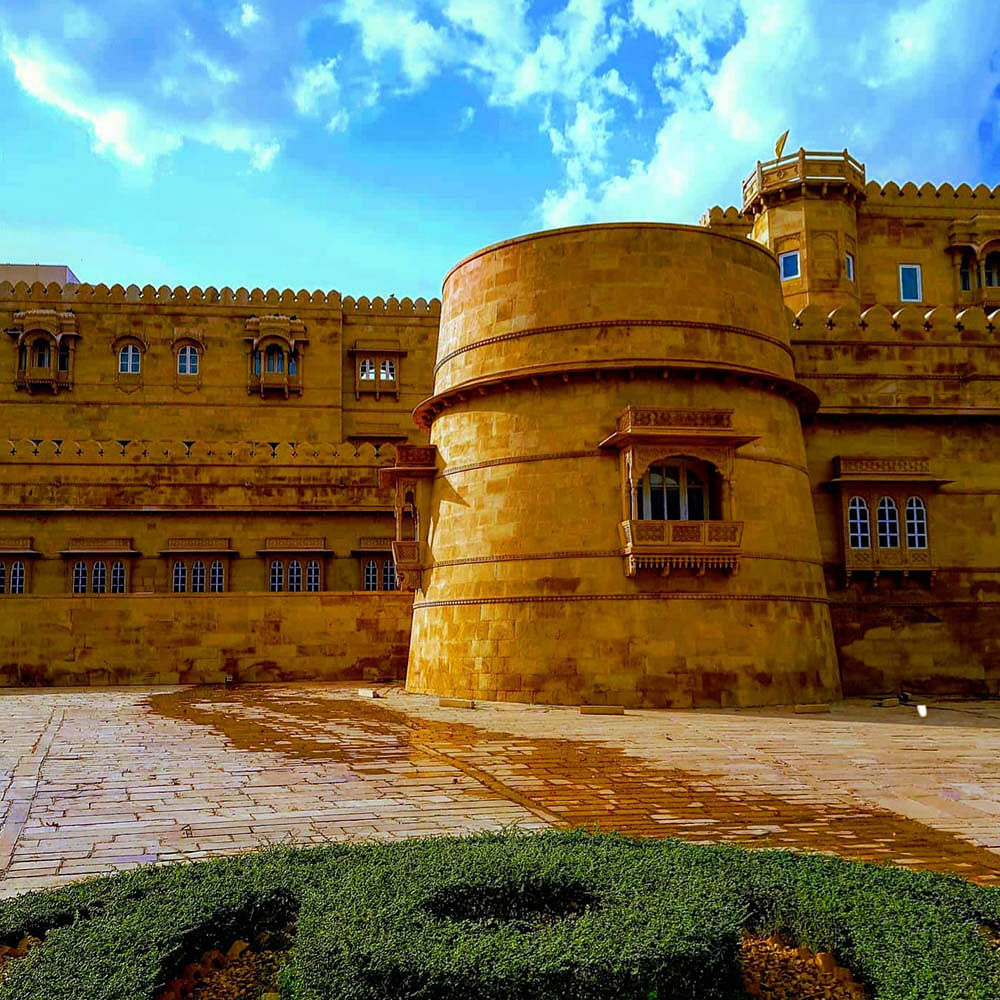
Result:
[391, 540, 422, 590]
[742, 148, 866, 216]
[250, 370, 302, 398]
[15, 364, 58, 393]
[619, 519, 743, 577]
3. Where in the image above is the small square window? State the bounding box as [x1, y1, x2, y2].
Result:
[845, 252, 855, 282]
[899, 264, 922, 302]
[779, 251, 800, 281]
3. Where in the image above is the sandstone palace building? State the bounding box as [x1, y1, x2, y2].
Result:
[2, 147, 999, 708]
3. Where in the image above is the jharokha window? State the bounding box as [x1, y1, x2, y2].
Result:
[361, 557, 398, 591]
[9, 310, 79, 393]
[350, 340, 404, 400]
[830, 457, 942, 582]
[245, 315, 307, 398]
[600, 406, 754, 579]
[70, 558, 129, 594]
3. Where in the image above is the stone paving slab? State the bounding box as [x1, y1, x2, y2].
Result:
[0, 684, 999, 897]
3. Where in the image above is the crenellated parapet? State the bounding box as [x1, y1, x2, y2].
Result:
[342, 295, 441, 316]
[790, 303, 1000, 414]
[0, 281, 443, 314]
[791, 303, 1000, 341]
[863, 179, 1000, 208]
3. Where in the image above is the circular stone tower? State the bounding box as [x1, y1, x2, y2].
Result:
[406, 224, 840, 708]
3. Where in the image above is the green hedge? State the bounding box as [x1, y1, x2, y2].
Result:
[0, 832, 998, 1000]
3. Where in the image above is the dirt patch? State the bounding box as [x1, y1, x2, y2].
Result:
[741, 935, 867, 999]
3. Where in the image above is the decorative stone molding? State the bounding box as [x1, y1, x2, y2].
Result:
[619, 519, 743, 577]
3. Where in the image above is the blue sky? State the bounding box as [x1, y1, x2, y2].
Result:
[1, 0, 999, 298]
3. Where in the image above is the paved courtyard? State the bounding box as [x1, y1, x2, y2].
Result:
[1, 683, 1000, 897]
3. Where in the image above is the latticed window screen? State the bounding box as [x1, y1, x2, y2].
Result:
[111, 561, 126, 594]
[210, 561, 225, 592]
[363, 560, 378, 591]
[191, 561, 206, 593]
[73, 562, 87, 594]
[905, 497, 928, 549]
[288, 560, 303, 592]
[269, 560, 284, 592]
[92, 561, 107, 594]
[382, 560, 398, 591]
[306, 560, 321, 591]
[877, 497, 900, 548]
[847, 497, 870, 549]
[173, 561, 187, 593]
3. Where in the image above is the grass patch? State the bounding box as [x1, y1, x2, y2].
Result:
[0, 831, 998, 1000]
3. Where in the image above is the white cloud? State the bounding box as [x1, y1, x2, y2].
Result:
[251, 140, 280, 170]
[458, 105, 475, 130]
[3, 31, 278, 171]
[337, 0, 450, 89]
[292, 58, 341, 116]
[541, 0, 1000, 227]
[240, 3, 261, 28]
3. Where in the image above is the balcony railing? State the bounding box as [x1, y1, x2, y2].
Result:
[249, 370, 302, 398]
[742, 148, 866, 212]
[619, 519, 743, 577]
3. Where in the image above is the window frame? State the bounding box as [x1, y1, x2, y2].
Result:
[636, 458, 710, 522]
[898, 264, 923, 303]
[844, 252, 855, 283]
[172, 560, 188, 593]
[111, 561, 127, 594]
[209, 560, 225, 593]
[306, 560, 321, 592]
[118, 343, 142, 374]
[876, 496, 901, 549]
[177, 344, 200, 376]
[72, 561, 88, 594]
[269, 559, 284, 592]
[847, 496, 871, 550]
[778, 250, 801, 281]
[905, 496, 929, 550]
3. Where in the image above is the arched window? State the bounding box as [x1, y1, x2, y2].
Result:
[191, 560, 206, 593]
[288, 560, 303, 592]
[985, 251, 1000, 288]
[380, 359, 396, 381]
[382, 560, 398, 591]
[637, 459, 707, 520]
[363, 560, 378, 591]
[119, 344, 141, 374]
[111, 561, 126, 594]
[288, 351, 298, 376]
[306, 560, 321, 592]
[10, 561, 24, 594]
[0, 562, 5, 593]
[269, 560, 284, 592]
[252, 349, 262, 375]
[360, 358, 376, 381]
[92, 561, 107, 594]
[265, 345, 284, 373]
[177, 345, 199, 375]
[905, 497, 928, 549]
[210, 561, 225, 592]
[33, 337, 51, 368]
[57, 341, 70, 372]
[72, 561, 87, 594]
[847, 497, 871, 549]
[877, 497, 900, 548]
[172, 561, 187, 593]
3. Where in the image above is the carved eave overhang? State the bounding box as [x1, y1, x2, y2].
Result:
[0, 536, 41, 558]
[347, 338, 408, 358]
[825, 456, 952, 489]
[378, 444, 437, 489]
[946, 214, 1000, 255]
[598, 406, 758, 451]
[59, 537, 139, 557]
[244, 314, 308, 352]
[7, 308, 79, 345]
[413, 363, 819, 428]
[255, 537, 333, 555]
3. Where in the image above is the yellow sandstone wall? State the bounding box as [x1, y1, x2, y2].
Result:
[406, 224, 842, 708]
[0, 592, 413, 686]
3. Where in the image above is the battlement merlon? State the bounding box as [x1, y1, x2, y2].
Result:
[742, 148, 867, 217]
